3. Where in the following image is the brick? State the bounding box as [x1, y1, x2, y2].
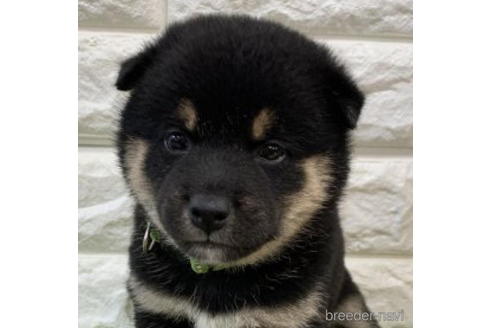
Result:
[78, 148, 133, 252]
[78, 147, 126, 208]
[79, 254, 133, 328]
[78, 0, 166, 30]
[328, 40, 413, 147]
[168, 0, 413, 37]
[341, 159, 413, 255]
[78, 32, 155, 137]
[346, 257, 413, 327]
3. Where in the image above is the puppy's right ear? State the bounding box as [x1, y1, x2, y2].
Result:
[115, 43, 158, 91]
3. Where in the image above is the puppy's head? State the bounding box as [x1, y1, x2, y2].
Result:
[116, 16, 363, 266]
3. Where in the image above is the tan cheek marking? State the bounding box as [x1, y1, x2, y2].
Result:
[177, 98, 198, 131]
[252, 108, 275, 140]
[233, 155, 332, 267]
[124, 138, 165, 232]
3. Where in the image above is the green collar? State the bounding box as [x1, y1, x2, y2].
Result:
[189, 258, 232, 274]
[142, 223, 162, 253]
[143, 223, 233, 274]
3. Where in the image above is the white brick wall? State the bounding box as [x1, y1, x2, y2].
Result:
[78, 1, 413, 327]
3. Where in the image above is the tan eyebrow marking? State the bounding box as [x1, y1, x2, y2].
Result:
[177, 98, 198, 131]
[252, 108, 275, 140]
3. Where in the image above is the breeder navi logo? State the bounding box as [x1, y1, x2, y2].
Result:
[325, 309, 405, 323]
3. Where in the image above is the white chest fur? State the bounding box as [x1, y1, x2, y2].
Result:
[194, 312, 257, 328]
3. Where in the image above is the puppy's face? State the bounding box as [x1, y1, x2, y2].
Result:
[117, 16, 364, 265]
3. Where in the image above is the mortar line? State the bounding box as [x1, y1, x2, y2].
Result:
[308, 32, 412, 44]
[345, 253, 413, 260]
[78, 26, 412, 44]
[79, 26, 162, 36]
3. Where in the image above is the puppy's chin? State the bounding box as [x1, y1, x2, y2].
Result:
[179, 241, 256, 265]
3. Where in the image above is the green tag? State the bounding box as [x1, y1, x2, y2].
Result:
[190, 258, 210, 274]
[149, 228, 160, 244]
[189, 258, 234, 274]
[143, 223, 161, 253]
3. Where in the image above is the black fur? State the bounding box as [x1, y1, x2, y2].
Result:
[116, 15, 378, 328]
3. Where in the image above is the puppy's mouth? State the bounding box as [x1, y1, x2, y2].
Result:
[184, 240, 239, 249]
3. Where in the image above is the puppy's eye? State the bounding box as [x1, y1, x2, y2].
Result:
[256, 143, 286, 163]
[165, 131, 190, 153]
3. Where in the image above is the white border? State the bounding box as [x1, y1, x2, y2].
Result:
[0, 1, 78, 326]
[415, 1, 492, 327]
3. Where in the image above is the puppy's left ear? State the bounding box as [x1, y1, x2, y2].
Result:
[325, 66, 365, 130]
[115, 43, 158, 91]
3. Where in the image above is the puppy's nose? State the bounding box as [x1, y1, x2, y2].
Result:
[188, 194, 231, 234]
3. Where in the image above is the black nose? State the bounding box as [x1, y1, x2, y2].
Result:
[188, 194, 231, 234]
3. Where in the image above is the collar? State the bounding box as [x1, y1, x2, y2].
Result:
[142, 222, 232, 274]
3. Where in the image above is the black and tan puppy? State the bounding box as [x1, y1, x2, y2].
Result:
[115, 15, 380, 328]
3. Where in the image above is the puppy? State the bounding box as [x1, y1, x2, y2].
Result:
[115, 15, 380, 328]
